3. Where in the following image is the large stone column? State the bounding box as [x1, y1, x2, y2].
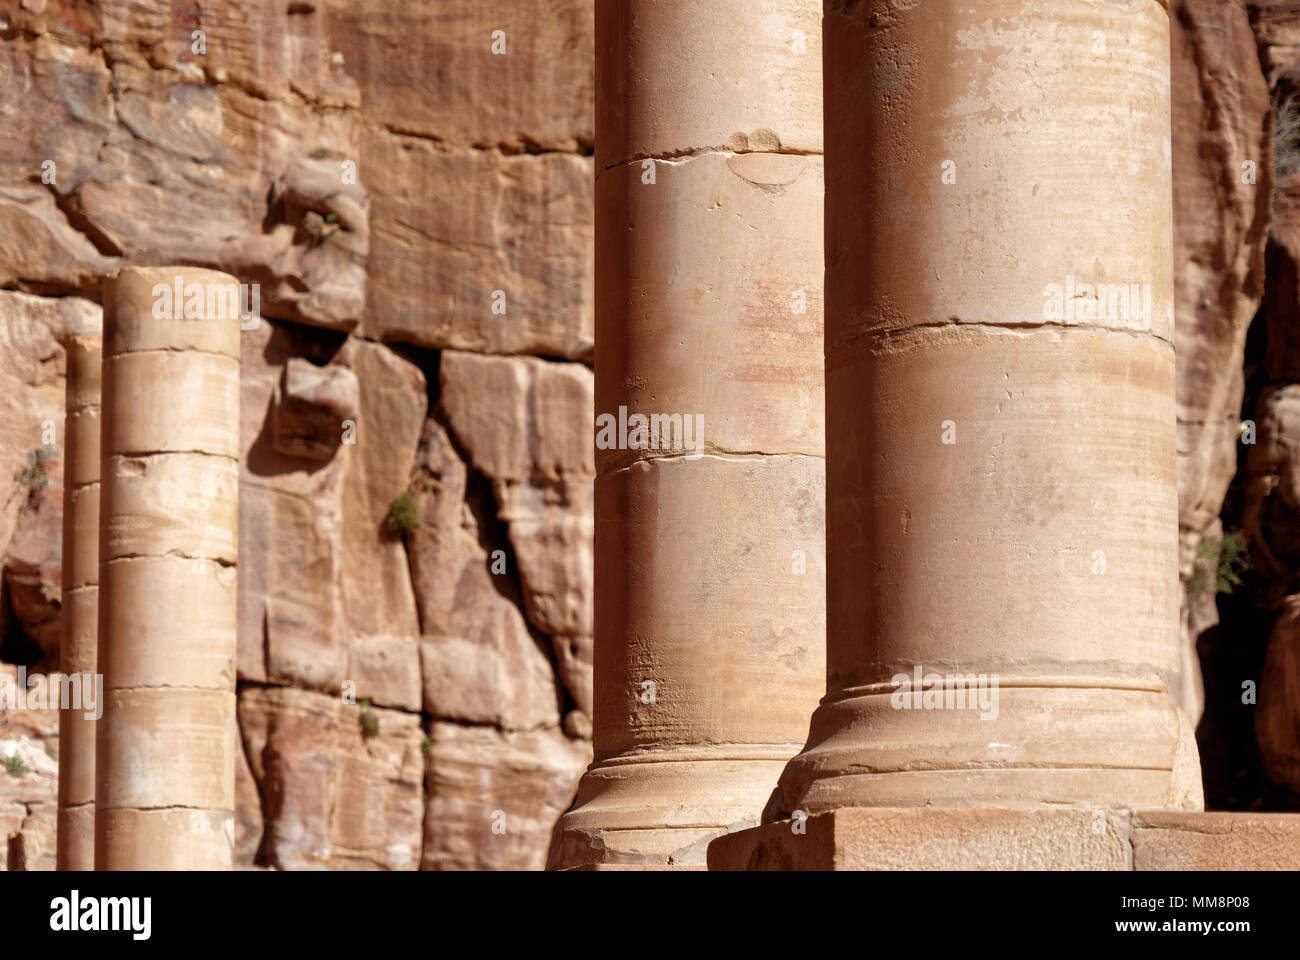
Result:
[763, 0, 1203, 819]
[56, 325, 102, 870]
[549, 0, 826, 868]
[95, 267, 241, 869]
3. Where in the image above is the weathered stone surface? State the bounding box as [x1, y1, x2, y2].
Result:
[0, 19, 365, 322]
[404, 414, 591, 869]
[439, 352, 593, 719]
[238, 320, 348, 694]
[337, 337, 424, 668]
[1257, 594, 1300, 793]
[0, 185, 118, 294]
[595, 0, 821, 171]
[3, 801, 55, 871]
[1132, 810, 1300, 869]
[711, 807, 1300, 871]
[273, 358, 360, 462]
[234, 723, 263, 868]
[0, 33, 114, 188]
[1, 0, 599, 873]
[362, 134, 593, 358]
[407, 420, 563, 731]
[3, 0, 359, 107]
[0, 293, 90, 672]
[238, 686, 423, 870]
[417, 613, 559, 732]
[2, 486, 62, 670]
[422, 721, 589, 871]
[346, 633, 420, 714]
[594, 152, 825, 472]
[324, 0, 593, 151]
[0, 32, 119, 293]
[710, 808, 1133, 871]
[0, 664, 59, 871]
[1249, 0, 1300, 88]
[1171, 0, 1273, 724]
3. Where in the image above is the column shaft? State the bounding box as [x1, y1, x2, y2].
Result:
[56, 330, 102, 870]
[549, 0, 827, 868]
[94, 267, 241, 869]
[770, 0, 1202, 817]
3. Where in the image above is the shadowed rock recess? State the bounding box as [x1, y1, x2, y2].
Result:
[3, 0, 1300, 872]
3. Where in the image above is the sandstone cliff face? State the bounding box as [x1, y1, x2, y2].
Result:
[1243, 0, 1300, 806]
[0, 0, 593, 869]
[1171, 0, 1272, 727]
[1176, 0, 1300, 810]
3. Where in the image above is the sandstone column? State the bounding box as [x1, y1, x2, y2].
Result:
[56, 325, 102, 870]
[95, 267, 241, 869]
[765, 0, 1202, 819]
[549, 0, 826, 868]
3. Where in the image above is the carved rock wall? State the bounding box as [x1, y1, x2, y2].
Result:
[0, 0, 593, 869]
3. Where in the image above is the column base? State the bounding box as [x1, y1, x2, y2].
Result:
[767, 680, 1204, 816]
[548, 753, 794, 869]
[708, 808, 1300, 870]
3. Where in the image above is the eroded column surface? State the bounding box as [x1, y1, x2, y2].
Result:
[56, 326, 102, 871]
[548, 0, 826, 868]
[95, 267, 240, 869]
[767, 0, 1202, 818]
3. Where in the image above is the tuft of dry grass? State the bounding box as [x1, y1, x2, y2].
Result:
[1277, 94, 1300, 180]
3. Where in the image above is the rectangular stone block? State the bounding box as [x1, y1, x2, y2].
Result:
[361, 135, 593, 359]
[1132, 811, 1300, 870]
[324, 0, 593, 150]
[708, 808, 1132, 870]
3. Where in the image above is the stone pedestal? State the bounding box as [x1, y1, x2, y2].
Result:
[763, 0, 1201, 823]
[94, 267, 241, 870]
[549, 0, 827, 868]
[709, 809, 1300, 871]
[56, 325, 102, 871]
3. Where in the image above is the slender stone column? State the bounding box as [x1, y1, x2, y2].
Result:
[56, 325, 102, 870]
[549, 0, 826, 868]
[766, 0, 1202, 819]
[95, 267, 241, 869]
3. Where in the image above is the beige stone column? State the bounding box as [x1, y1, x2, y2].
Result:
[95, 267, 241, 869]
[766, 0, 1202, 819]
[56, 326, 102, 870]
[549, 0, 826, 868]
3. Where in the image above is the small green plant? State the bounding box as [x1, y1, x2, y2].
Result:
[303, 210, 342, 247]
[421, 735, 432, 756]
[3, 754, 29, 777]
[359, 698, 379, 738]
[1189, 530, 1250, 595]
[44, 745, 55, 761]
[17, 445, 57, 499]
[385, 491, 420, 534]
